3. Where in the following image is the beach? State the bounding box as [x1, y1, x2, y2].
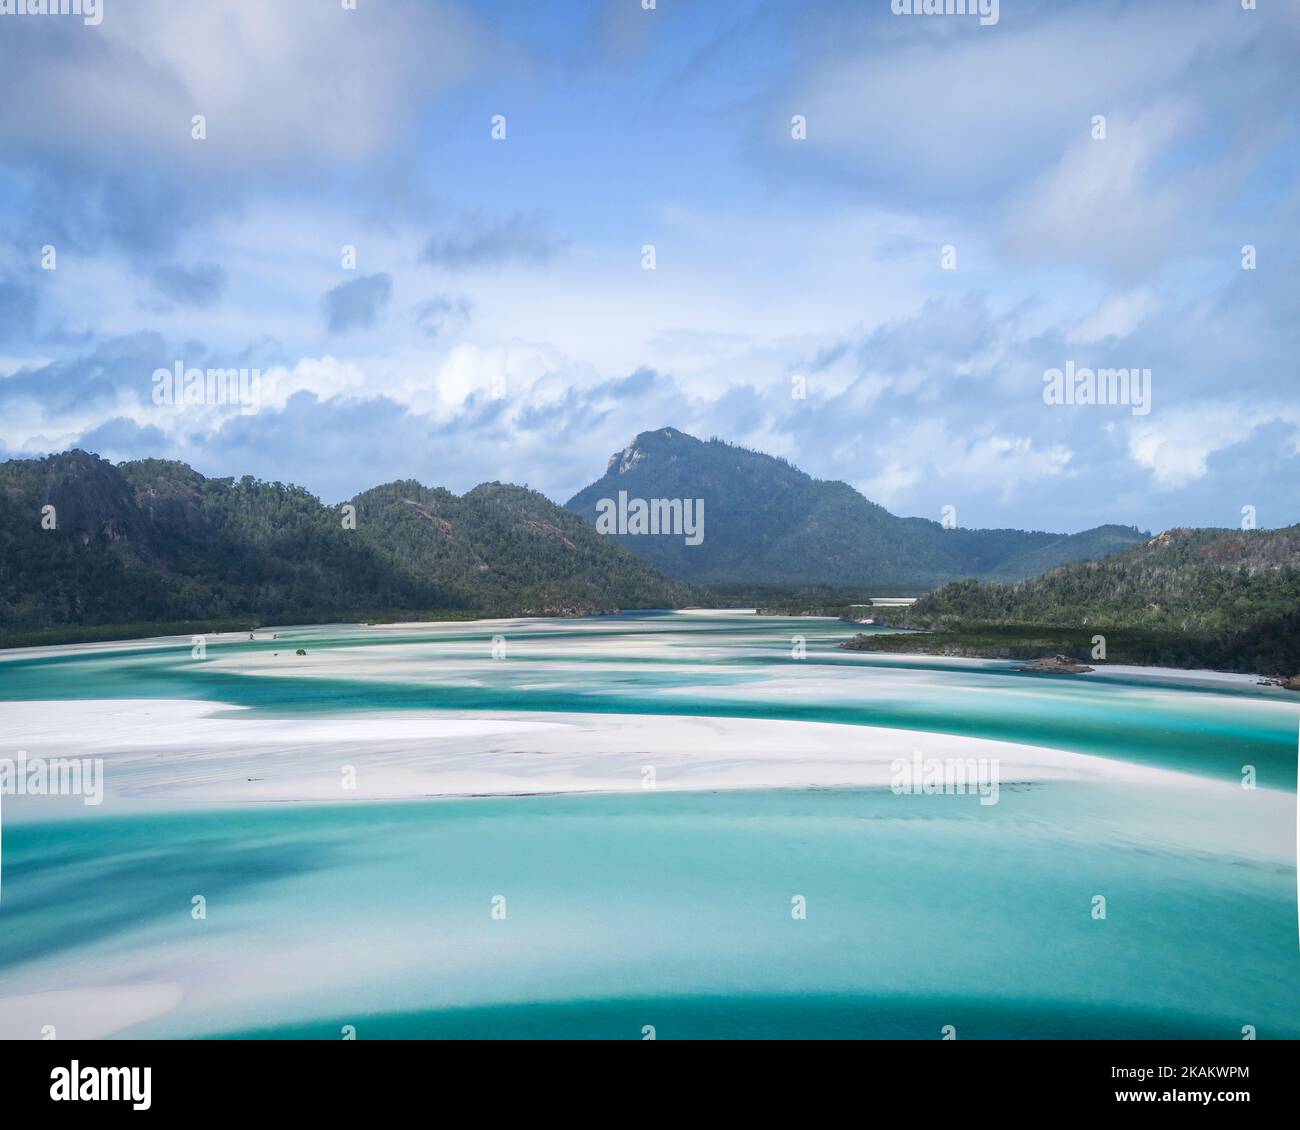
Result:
[1, 613, 1296, 1040]
[0, 696, 1280, 812]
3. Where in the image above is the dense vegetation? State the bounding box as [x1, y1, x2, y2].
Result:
[7, 447, 1291, 676]
[565, 428, 1146, 586]
[0, 451, 696, 643]
[694, 582, 909, 619]
[351, 479, 698, 613]
[859, 527, 1300, 676]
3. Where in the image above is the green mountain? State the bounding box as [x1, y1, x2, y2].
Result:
[348, 479, 697, 613]
[982, 524, 1156, 582]
[877, 526, 1300, 676]
[0, 451, 694, 638]
[564, 428, 1147, 587]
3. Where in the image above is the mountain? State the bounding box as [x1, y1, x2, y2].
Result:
[564, 428, 1147, 587]
[348, 479, 697, 613]
[0, 451, 694, 636]
[981, 524, 1156, 583]
[873, 526, 1300, 676]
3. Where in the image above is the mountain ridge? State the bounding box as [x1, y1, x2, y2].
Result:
[0, 450, 695, 635]
[565, 427, 1149, 586]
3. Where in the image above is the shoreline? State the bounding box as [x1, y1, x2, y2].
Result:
[0, 611, 1292, 686]
[0, 609, 706, 655]
[836, 646, 1284, 688]
[838, 634, 1297, 689]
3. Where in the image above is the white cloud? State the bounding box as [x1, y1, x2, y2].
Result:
[861, 422, 1072, 508]
[1128, 403, 1300, 490]
[0, 0, 485, 170]
[1004, 105, 1193, 277]
[789, 2, 1247, 189]
[1067, 290, 1157, 345]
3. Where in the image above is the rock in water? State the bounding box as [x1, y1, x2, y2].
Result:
[1014, 654, 1095, 675]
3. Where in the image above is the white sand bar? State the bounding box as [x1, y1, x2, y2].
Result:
[0, 984, 183, 1041]
[0, 697, 1259, 813]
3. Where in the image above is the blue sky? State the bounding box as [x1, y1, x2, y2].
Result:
[1, 0, 1297, 533]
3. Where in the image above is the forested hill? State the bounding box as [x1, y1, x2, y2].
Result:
[882, 526, 1300, 675]
[348, 478, 698, 613]
[565, 428, 1146, 586]
[0, 450, 695, 637]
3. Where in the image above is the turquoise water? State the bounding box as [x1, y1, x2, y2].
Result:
[3, 789, 1297, 1039]
[0, 614, 1297, 1039]
[2, 614, 1296, 788]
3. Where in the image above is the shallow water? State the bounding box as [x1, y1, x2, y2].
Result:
[0, 614, 1296, 1039]
[2, 614, 1296, 788]
[3, 787, 1296, 1039]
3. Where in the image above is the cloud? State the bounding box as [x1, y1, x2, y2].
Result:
[860, 422, 1072, 511]
[1129, 403, 1300, 491]
[151, 262, 226, 308]
[321, 274, 393, 334]
[412, 295, 473, 339]
[1, 0, 1297, 537]
[1066, 290, 1157, 345]
[767, 0, 1294, 280]
[1003, 105, 1194, 278]
[419, 213, 567, 272]
[0, 1, 484, 169]
[77, 417, 170, 461]
[0, 333, 169, 454]
[0, 0, 490, 259]
[0, 278, 39, 342]
[781, 1, 1260, 183]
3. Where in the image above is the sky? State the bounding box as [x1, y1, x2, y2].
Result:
[0, 0, 1297, 534]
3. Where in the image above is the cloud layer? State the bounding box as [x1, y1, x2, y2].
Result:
[1, 0, 1297, 534]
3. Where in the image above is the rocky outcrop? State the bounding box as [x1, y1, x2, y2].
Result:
[1014, 655, 1095, 674]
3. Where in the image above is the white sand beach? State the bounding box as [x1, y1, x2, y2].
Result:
[1, 621, 1294, 1044]
[0, 696, 1275, 813]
